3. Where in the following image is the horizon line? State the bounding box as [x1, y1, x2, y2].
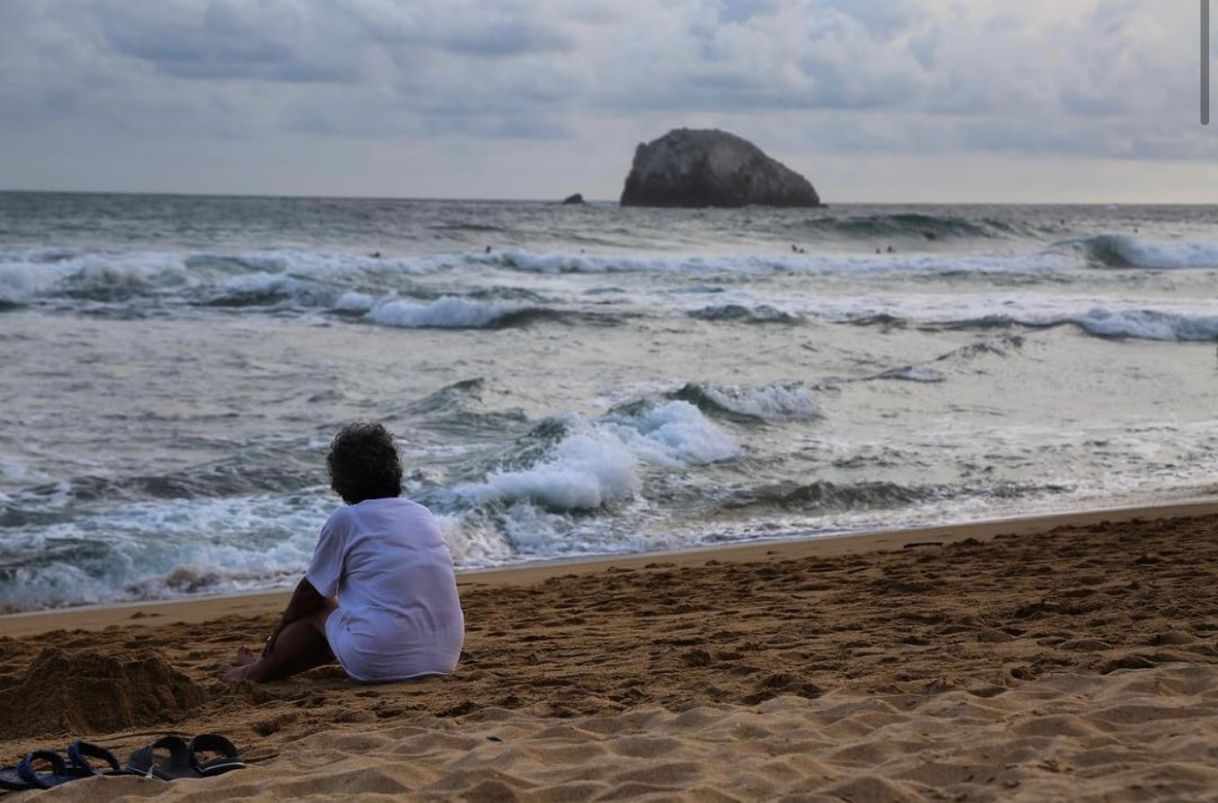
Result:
[0, 188, 1213, 207]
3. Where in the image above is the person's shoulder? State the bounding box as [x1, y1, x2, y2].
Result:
[350, 496, 433, 523]
[362, 495, 427, 512]
[397, 497, 434, 515]
[408, 497, 445, 518]
[392, 498, 444, 532]
[323, 503, 356, 530]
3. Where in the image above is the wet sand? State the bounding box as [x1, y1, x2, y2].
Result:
[2, 501, 1218, 800]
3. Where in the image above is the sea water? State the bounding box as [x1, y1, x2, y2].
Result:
[1, 192, 1216, 610]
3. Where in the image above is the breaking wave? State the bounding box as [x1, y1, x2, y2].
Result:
[1076, 235, 1218, 270]
[480, 249, 1078, 276]
[0, 493, 331, 612]
[848, 306, 1218, 342]
[451, 400, 738, 513]
[364, 297, 615, 330]
[368, 297, 529, 329]
[795, 212, 1024, 241]
[935, 308, 1218, 342]
[670, 383, 821, 423]
[688, 304, 803, 324]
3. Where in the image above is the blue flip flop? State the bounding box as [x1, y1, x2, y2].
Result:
[188, 734, 245, 776]
[67, 740, 124, 777]
[0, 742, 124, 790]
[0, 760, 32, 791]
[17, 750, 81, 789]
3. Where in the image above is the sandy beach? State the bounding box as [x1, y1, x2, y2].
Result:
[3, 501, 1218, 800]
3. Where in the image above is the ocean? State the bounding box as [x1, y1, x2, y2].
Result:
[1, 191, 1216, 612]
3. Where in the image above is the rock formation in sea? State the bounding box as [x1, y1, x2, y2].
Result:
[620, 129, 820, 208]
[561, 193, 585, 205]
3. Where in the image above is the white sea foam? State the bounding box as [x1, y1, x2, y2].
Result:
[333, 291, 376, 312]
[0, 263, 47, 303]
[0, 247, 457, 307]
[1080, 235, 1218, 269]
[0, 483, 582, 610]
[434, 511, 516, 566]
[774, 292, 1218, 343]
[186, 249, 452, 280]
[481, 249, 1079, 277]
[367, 296, 524, 328]
[921, 306, 1218, 341]
[603, 401, 740, 468]
[456, 429, 641, 511]
[0, 250, 195, 302]
[0, 493, 331, 611]
[454, 401, 737, 512]
[1066, 308, 1218, 341]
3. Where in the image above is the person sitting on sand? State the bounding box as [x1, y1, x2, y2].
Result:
[219, 423, 464, 684]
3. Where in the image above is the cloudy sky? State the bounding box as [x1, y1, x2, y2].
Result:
[1, 0, 1214, 202]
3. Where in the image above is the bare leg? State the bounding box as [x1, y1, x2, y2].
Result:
[219, 601, 337, 683]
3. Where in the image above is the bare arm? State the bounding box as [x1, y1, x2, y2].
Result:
[264, 576, 328, 655]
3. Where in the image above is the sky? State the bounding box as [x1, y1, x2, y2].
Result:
[1, 0, 1215, 203]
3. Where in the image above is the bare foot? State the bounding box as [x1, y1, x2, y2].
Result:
[217, 663, 253, 684]
[231, 645, 258, 667]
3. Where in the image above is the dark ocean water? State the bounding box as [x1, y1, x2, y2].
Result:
[2, 192, 1216, 610]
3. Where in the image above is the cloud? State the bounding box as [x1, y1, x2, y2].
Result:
[95, 0, 367, 82]
[0, 0, 1214, 198]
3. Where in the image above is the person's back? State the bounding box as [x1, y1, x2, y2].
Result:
[309, 497, 464, 682]
[219, 422, 464, 685]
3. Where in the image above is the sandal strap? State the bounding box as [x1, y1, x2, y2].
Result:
[18, 750, 68, 789]
[68, 740, 122, 775]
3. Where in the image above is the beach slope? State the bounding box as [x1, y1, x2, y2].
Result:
[2, 506, 1218, 800]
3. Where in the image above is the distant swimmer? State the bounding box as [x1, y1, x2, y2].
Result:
[790, 244, 807, 254]
[484, 245, 492, 254]
[368, 251, 382, 259]
[886, 245, 895, 253]
[876, 248, 881, 254]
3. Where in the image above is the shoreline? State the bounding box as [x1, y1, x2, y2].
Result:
[4, 496, 1216, 638]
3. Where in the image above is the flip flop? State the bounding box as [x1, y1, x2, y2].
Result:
[126, 736, 200, 781]
[0, 760, 33, 791]
[17, 750, 80, 789]
[188, 734, 245, 776]
[67, 740, 125, 777]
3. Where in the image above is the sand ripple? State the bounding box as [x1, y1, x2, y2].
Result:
[28, 663, 1218, 801]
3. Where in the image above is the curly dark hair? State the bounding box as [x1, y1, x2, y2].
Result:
[326, 422, 403, 504]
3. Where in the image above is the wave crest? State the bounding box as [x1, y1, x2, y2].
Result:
[453, 401, 737, 513]
[671, 383, 821, 423]
[797, 212, 1021, 241]
[1077, 235, 1218, 270]
[688, 304, 802, 324]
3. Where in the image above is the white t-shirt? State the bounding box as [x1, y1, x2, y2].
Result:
[306, 497, 464, 683]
